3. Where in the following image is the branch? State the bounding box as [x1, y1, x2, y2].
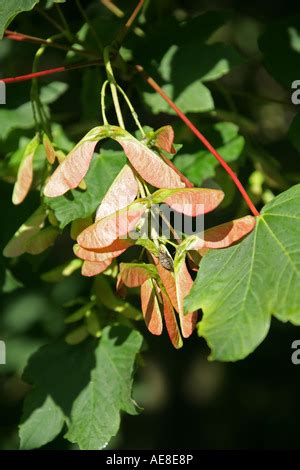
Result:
[1, 61, 101, 84]
[135, 64, 260, 217]
[113, 0, 144, 50]
[101, 0, 144, 37]
[4, 30, 98, 58]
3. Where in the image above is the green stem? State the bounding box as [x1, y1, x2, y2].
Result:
[103, 46, 125, 128]
[31, 35, 62, 137]
[116, 84, 145, 136]
[101, 80, 109, 125]
[31, 46, 48, 135]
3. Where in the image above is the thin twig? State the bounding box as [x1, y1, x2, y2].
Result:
[116, 84, 145, 135]
[4, 30, 98, 58]
[104, 46, 125, 128]
[101, 0, 145, 37]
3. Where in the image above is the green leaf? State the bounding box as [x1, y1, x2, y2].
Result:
[0, 82, 68, 141]
[185, 184, 300, 361]
[51, 123, 74, 153]
[0, 103, 34, 142]
[19, 339, 93, 450]
[45, 150, 126, 228]
[65, 326, 143, 450]
[143, 81, 214, 115]
[158, 43, 242, 84]
[20, 327, 143, 450]
[141, 13, 242, 114]
[20, 393, 65, 450]
[0, 0, 40, 38]
[39, 81, 68, 105]
[174, 122, 245, 185]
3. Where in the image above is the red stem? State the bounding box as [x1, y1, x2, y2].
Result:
[135, 64, 260, 217]
[113, 0, 144, 49]
[1, 61, 101, 84]
[125, 0, 144, 29]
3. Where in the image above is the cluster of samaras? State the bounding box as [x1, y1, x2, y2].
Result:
[10, 124, 255, 347]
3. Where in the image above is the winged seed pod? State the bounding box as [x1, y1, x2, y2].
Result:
[43, 134, 56, 164]
[140, 279, 163, 336]
[189, 215, 256, 254]
[151, 187, 225, 216]
[3, 206, 47, 257]
[160, 289, 183, 349]
[152, 125, 176, 154]
[12, 134, 39, 205]
[44, 125, 184, 198]
[81, 259, 113, 277]
[95, 164, 138, 220]
[77, 202, 147, 251]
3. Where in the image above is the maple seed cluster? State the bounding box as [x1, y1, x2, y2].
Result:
[40, 125, 256, 347]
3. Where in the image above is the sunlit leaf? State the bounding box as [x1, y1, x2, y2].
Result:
[0, 0, 40, 39]
[174, 122, 245, 186]
[185, 184, 300, 360]
[20, 330, 143, 450]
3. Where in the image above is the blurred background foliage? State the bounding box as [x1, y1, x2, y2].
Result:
[1, 0, 300, 450]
